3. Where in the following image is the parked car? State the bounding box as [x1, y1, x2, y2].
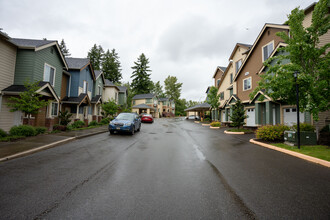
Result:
[141, 114, 154, 123]
[186, 115, 200, 120]
[109, 113, 141, 135]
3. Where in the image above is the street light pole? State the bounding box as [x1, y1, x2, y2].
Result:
[294, 71, 300, 149]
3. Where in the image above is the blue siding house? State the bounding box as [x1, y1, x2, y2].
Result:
[61, 58, 96, 124]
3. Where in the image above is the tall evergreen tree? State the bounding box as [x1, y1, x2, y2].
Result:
[152, 81, 165, 98]
[59, 39, 71, 57]
[102, 49, 122, 83]
[87, 44, 104, 70]
[130, 53, 153, 94]
[164, 75, 183, 102]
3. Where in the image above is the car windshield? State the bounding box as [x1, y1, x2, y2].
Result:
[116, 114, 134, 121]
[143, 114, 152, 117]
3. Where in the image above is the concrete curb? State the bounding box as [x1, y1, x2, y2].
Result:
[224, 130, 245, 135]
[194, 121, 200, 123]
[250, 139, 330, 168]
[0, 130, 108, 163]
[210, 126, 220, 129]
[202, 124, 210, 126]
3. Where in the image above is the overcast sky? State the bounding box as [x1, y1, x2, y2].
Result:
[1, 0, 312, 101]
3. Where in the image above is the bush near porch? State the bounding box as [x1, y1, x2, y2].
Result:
[256, 124, 290, 141]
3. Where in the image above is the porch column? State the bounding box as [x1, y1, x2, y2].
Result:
[76, 105, 79, 119]
[255, 103, 262, 125]
[265, 101, 272, 125]
[48, 102, 52, 118]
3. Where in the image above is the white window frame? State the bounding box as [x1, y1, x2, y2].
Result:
[51, 102, 58, 116]
[243, 77, 252, 91]
[83, 80, 88, 93]
[262, 41, 274, 62]
[43, 63, 56, 86]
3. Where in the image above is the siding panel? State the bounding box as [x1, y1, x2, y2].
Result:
[0, 39, 16, 91]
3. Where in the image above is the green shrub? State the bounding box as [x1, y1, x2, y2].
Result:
[210, 122, 221, 127]
[256, 124, 290, 141]
[291, 123, 315, 132]
[35, 127, 47, 135]
[203, 118, 211, 122]
[9, 125, 37, 137]
[88, 120, 98, 127]
[59, 110, 73, 126]
[0, 128, 7, 137]
[71, 120, 85, 129]
[99, 118, 110, 125]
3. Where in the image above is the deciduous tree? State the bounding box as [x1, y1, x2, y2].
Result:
[164, 75, 183, 102]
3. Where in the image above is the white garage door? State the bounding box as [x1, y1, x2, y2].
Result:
[246, 108, 255, 126]
[283, 108, 304, 126]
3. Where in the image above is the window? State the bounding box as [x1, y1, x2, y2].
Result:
[230, 88, 233, 96]
[146, 98, 152, 104]
[220, 92, 224, 100]
[51, 102, 58, 116]
[262, 42, 274, 62]
[115, 92, 118, 102]
[44, 64, 56, 86]
[98, 86, 101, 95]
[83, 81, 88, 93]
[133, 100, 136, 105]
[217, 79, 220, 87]
[292, 108, 297, 112]
[230, 73, 233, 84]
[235, 60, 242, 74]
[243, 78, 252, 91]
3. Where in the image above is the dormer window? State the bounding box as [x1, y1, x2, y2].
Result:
[262, 41, 274, 62]
[43, 63, 56, 86]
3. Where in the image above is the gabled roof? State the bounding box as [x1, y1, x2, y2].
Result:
[9, 38, 68, 70]
[132, 93, 156, 100]
[227, 94, 239, 105]
[132, 104, 155, 109]
[229, 43, 252, 60]
[94, 70, 105, 84]
[184, 102, 211, 112]
[104, 79, 120, 90]
[250, 90, 272, 103]
[212, 66, 226, 78]
[1, 81, 59, 102]
[233, 23, 290, 82]
[117, 86, 127, 93]
[159, 97, 169, 102]
[91, 95, 102, 104]
[66, 57, 95, 80]
[61, 93, 91, 105]
[258, 42, 288, 74]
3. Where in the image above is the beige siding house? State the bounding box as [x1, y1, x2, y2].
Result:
[103, 80, 119, 104]
[132, 94, 159, 118]
[0, 32, 19, 131]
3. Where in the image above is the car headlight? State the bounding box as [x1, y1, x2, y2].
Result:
[124, 122, 131, 126]
[110, 121, 115, 125]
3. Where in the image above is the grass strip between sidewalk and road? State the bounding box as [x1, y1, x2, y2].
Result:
[272, 144, 330, 162]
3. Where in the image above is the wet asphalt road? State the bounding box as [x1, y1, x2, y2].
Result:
[0, 118, 329, 219]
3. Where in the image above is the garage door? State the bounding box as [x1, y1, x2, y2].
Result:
[246, 108, 255, 126]
[283, 108, 304, 126]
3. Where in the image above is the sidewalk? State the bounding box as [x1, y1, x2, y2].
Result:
[0, 125, 108, 162]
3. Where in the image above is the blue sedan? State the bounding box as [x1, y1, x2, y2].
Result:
[109, 113, 141, 135]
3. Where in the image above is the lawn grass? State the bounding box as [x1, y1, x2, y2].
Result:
[227, 128, 254, 133]
[272, 143, 330, 162]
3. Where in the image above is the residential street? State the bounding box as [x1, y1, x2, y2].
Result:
[0, 118, 329, 219]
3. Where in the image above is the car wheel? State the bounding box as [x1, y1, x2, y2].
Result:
[137, 124, 141, 132]
[130, 126, 135, 135]
[110, 130, 114, 134]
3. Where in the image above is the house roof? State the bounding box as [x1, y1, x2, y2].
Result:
[104, 79, 120, 91]
[227, 94, 239, 105]
[66, 57, 96, 80]
[61, 93, 90, 105]
[91, 95, 102, 104]
[217, 62, 233, 89]
[159, 97, 169, 102]
[212, 66, 226, 78]
[132, 93, 156, 100]
[229, 43, 252, 60]
[185, 102, 211, 112]
[9, 38, 68, 70]
[117, 86, 127, 93]
[1, 81, 59, 102]
[132, 104, 155, 109]
[233, 23, 289, 82]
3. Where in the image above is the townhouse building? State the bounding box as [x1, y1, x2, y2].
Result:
[132, 94, 159, 118]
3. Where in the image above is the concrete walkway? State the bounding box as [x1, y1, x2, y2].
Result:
[0, 125, 108, 161]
